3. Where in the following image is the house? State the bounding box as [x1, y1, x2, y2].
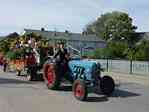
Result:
[136, 32, 149, 41]
[23, 28, 106, 53]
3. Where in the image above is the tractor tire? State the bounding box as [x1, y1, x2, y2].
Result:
[100, 76, 115, 96]
[44, 64, 61, 90]
[72, 79, 88, 101]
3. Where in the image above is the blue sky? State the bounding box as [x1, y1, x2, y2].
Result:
[0, 0, 149, 35]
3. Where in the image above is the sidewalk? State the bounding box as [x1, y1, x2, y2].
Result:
[102, 72, 149, 86]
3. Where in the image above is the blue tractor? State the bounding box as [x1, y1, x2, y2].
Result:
[43, 57, 115, 101]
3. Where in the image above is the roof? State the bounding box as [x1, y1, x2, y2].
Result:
[24, 29, 105, 42]
[136, 32, 149, 40]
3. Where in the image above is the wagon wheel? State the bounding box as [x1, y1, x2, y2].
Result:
[44, 64, 61, 90]
[26, 65, 37, 81]
[26, 67, 33, 81]
[16, 70, 21, 76]
[25, 53, 37, 81]
[72, 79, 88, 101]
[100, 76, 115, 96]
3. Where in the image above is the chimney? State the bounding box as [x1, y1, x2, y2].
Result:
[65, 30, 69, 34]
[54, 31, 57, 36]
[82, 31, 85, 35]
[82, 31, 87, 36]
[41, 28, 45, 31]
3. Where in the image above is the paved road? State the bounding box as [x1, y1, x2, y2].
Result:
[0, 72, 149, 112]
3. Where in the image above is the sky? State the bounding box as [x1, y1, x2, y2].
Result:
[0, 0, 149, 36]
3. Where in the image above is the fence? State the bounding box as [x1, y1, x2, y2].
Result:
[95, 59, 149, 76]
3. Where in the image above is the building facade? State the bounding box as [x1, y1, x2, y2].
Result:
[23, 29, 106, 53]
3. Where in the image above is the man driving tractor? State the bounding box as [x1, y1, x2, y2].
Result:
[54, 41, 70, 75]
[54, 42, 69, 63]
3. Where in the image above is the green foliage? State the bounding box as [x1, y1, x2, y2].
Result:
[134, 40, 149, 61]
[84, 11, 137, 44]
[83, 11, 148, 60]
[89, 40, 149, 61]
[0, 39, 10, 54]
[107, 42, 128, 59]
[93, 48, 108, 59]
[83, 51, 94, 58]
[84, 42, 128, 59]
[6, 51, 16, 60]
[0, 32, 44, 58]
[6, 49, 24, 60]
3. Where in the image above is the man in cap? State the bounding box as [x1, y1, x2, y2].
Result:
[54, 41, 70, 75]
[54, 41, 69, 63]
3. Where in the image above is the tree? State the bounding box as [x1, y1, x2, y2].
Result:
[84, 11, 137, 44]
[106, 41, 128, 59]
[84, 42, 128, 59]
[0, 39, 10, 54]
[134, 40, 149, 61]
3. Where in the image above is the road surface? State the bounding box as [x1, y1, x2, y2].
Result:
[0, 71, 149, 112]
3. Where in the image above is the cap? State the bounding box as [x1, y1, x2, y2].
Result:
[57, 41, 65, 45]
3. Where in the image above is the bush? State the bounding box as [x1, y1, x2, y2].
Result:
[83, 42, 128, 59]
[93, 48, 108, 59]
[6, 49, 24, 60]
[133, 40, 149, 61]
[106, 42, 128, 59]
[6, 51, 16, 60]
[83, 51, 95, 58]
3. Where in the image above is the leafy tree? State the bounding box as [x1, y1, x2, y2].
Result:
[105, 42, 128, 59]
[0, 39, 10, 54]
[93, 48, 109, 59]
[134, 40, 149, 61]
[84, 42, 128, 59]
[84, 11, 137, 44]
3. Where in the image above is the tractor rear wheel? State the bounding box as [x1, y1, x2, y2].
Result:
[44, 64, 61, 90]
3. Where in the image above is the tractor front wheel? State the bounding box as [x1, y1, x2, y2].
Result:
[73, 79, 88, 101]
[100, 76, 115, 96]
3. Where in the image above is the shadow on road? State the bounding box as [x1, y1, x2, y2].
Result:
[86, 96, 108, 102]
[57, 85, 109, 102]
[111, 88, 141, 98]
[56, 83, 141, 98]
[0, 77, 33, 84]
[57, 85, 72, 92]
